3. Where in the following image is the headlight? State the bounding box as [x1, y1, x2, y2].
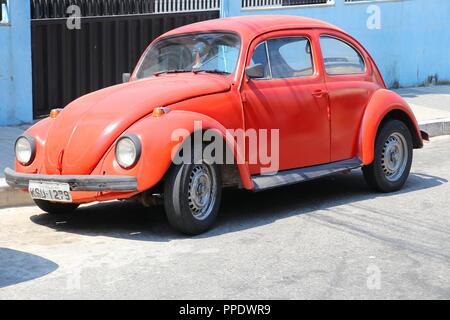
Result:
[115, 135, 141, 169]
[15, 135, 36, 166]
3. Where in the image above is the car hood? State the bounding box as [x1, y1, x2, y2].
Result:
[44, 74, 231, 174]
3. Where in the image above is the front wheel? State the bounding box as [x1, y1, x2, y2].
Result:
[363, 120, 413, 193]
[34, 199, 80, 214]
[164, 161, 222, 235]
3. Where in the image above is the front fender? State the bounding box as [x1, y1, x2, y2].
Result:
[358, 89, 422, 165]
[98, 110, 253, 192]
[15, 117, 54, 174]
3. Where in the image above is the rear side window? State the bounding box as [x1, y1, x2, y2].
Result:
[267, 37, 314, 79]
[320, 36, 365, 75]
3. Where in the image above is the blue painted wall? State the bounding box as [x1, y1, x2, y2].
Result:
[222, 0, 450, 88]
[0, 0, 33, 126]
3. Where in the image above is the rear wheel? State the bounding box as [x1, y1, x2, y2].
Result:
[34, 199, 80, 214]
[363, 120, 413, 192]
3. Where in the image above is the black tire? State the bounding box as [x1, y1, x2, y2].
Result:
[363, 119, 413, 193]
[34, 199, 80, 214]
[164, 159, 222, 236]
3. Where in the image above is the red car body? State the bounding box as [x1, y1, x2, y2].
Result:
[6, 16, 424, 227]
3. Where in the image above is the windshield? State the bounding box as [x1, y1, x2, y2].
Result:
[135, 32, 241, 79]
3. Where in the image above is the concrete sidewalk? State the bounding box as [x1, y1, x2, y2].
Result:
[0, 125, 30, 178]
[0, 124, 31, 208]
[1, 85, 450, 208]
[395, 85, 450, 137]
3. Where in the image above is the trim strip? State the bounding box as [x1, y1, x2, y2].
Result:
[252, 158, 362, 191]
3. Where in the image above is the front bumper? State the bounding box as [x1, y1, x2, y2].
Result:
[4, 167, 138, 192]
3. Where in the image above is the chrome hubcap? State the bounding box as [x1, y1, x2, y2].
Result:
[381, 132, 408, 181]
[188, 164, 216, 220]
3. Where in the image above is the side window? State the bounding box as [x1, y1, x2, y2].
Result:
[250, 42, 270, 79]
[320, 36, 365, 75]
[267, 37, 314, 79]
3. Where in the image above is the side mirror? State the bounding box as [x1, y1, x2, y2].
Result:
[122, 73, 131, 83]
[245, 64, 265, 79]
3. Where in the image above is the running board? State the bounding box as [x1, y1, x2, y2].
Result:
[252, 158, 363, 192]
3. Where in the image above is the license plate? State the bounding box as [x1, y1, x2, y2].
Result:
[29, 181, 72, 203]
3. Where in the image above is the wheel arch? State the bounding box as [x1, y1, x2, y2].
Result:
[358, 89, 423, 165]
[379, 109, 423, 149]
[107, 110, 253, 192]
[167, 127, 251, 190]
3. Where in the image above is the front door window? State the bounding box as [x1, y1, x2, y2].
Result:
[267, 37, 314, 79]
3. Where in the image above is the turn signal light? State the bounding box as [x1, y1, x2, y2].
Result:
[152, 107, 170, 117]
[50, 108, 63, 118]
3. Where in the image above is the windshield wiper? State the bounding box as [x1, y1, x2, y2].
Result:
[153, 69, 230, 77]
[153, 69, 192, 76]
[193, 69, 231, 75]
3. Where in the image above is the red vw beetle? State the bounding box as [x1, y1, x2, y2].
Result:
[5, 16, 427, 235]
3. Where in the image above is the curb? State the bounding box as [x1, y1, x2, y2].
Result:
[0, 119, 449, 209]
[0, 178, 33, 209]
[419, 118, 450, 138]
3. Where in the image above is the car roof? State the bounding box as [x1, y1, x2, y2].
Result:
[161, 15, 342, 41]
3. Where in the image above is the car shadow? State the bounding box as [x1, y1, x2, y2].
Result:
[29, 171, 447, 241]
[0, 248, 58, 289]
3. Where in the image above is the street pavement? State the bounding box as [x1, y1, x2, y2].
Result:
[0, 136, 449, 299]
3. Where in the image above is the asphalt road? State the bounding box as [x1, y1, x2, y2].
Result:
[1, 136, 449, 300]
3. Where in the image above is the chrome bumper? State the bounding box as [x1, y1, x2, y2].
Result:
[4, 167, 138, 192]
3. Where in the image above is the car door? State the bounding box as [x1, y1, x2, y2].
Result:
[241, 30, 330, 175]
[318, 32, 382, 162]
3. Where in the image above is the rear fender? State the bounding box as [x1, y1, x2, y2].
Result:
[358, 89, 423, 165]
